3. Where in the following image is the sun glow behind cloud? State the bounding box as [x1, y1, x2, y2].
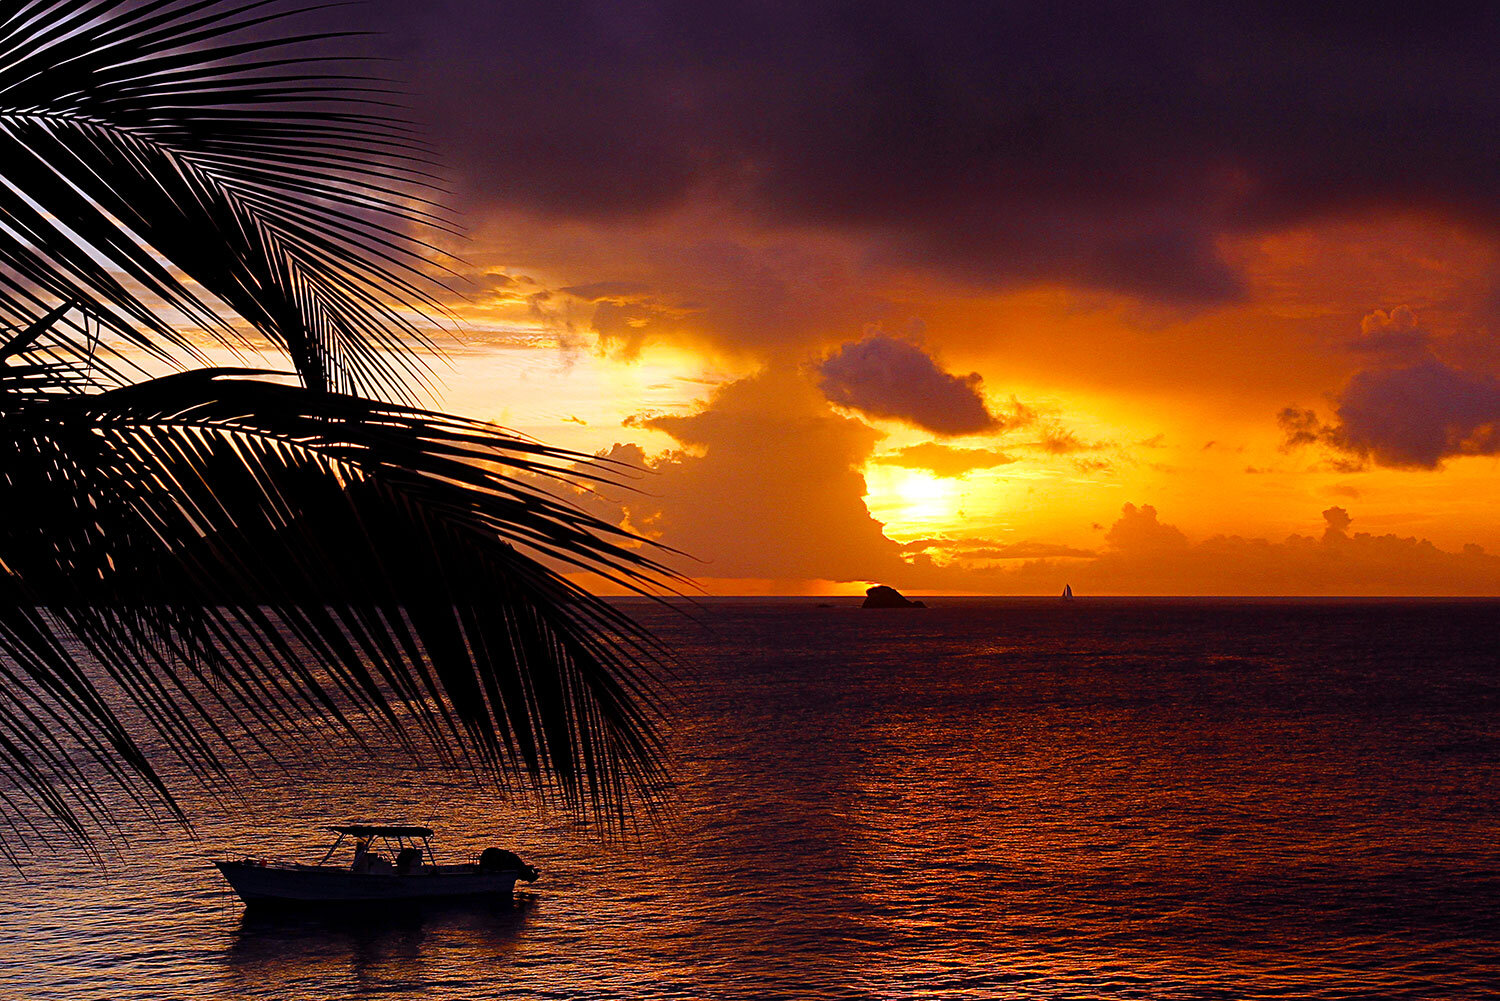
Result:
[172, 0, 1500, 594]
[863, 467, 966, 539]
[305, 210, 1500, 595]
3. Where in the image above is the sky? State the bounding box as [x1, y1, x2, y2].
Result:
[311, 1, 1500, 594]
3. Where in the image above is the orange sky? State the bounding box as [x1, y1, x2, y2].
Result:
[239, 2, 1500, 596]
[400, 208, 1500, 595]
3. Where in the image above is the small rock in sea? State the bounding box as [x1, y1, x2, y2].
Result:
[861, 584, 926, 608]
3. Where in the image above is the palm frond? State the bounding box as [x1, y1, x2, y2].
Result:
[0, 3, 689, 858]
[0, 0, 454, 398]
[0, 368, 683, 846]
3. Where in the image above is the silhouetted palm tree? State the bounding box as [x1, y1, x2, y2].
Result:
[0, 0, 674, 860]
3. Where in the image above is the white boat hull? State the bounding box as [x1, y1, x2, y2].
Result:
[215, 860, 522, 905]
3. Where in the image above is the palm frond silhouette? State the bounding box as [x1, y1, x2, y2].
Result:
[0, 0, 450, 398]
[0, 1, 676, 860]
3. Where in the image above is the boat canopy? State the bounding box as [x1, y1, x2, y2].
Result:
[329, 824, 434, 838]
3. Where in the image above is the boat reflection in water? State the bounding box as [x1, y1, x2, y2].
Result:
[224, 891, 534, 995]
[214, 824, 540, 906]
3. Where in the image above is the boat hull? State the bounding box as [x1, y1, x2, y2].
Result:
[214, 860, 521, 906]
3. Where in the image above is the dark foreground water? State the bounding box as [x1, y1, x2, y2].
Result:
[0, 598, 1497, 999]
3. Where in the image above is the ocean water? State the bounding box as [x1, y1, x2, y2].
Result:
[0, 598, 1497, 999]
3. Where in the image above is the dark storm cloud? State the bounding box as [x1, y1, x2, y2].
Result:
[1280, 302, 1500, 469]
[335, 1, 1500, 303]
[1282, 350, 1500, 470]
[815, 334, 999, 435]
[1321, 362, 1500, 469]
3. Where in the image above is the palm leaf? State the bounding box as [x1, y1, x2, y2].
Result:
[0, 3, 688, 857]
[0, 365, 682, 847]
[0, 0, 454, 398]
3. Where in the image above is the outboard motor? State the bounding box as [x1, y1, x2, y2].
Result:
[479, 846, 540, 882]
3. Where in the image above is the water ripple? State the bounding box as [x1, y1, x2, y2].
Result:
[0, 599, 1497, 999]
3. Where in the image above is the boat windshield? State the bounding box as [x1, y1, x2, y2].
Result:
[316, 825, 437, 868]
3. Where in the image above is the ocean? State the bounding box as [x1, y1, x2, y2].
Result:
[0, 598, 1496, 999]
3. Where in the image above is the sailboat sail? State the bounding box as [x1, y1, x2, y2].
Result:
[1061, 584, 1074, 599]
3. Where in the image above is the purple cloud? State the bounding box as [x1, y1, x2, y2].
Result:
[1282, 358, 1500, 469]
[1332, 361, 1500, 468]
[816, 335, 999, 435]
[1345, 306, 1433, 363]
[311, 1, 1500, 304]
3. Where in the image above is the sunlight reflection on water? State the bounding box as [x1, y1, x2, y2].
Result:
[0, 598, 1497, 999]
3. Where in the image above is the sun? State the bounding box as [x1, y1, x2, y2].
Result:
[863, 467, 963, 538]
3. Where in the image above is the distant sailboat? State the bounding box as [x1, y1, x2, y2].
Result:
[1061, 584, 1074, 600]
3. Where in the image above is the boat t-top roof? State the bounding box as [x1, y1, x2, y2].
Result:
[329, 824, 434, 838]
[316, 824, 438, 866]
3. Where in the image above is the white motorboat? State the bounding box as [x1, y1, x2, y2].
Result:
[214, 824, 539, 906]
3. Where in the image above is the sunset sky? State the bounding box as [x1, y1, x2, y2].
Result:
[311, 2, 1500, 594]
